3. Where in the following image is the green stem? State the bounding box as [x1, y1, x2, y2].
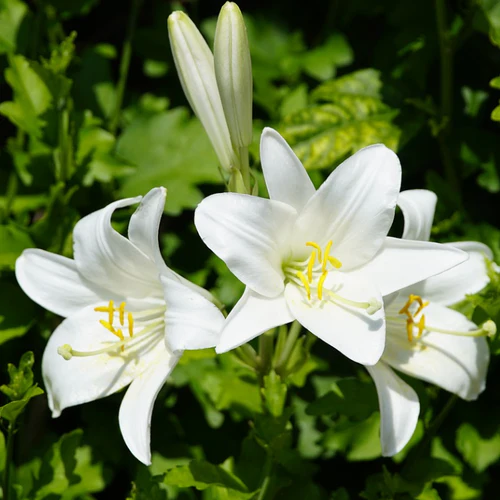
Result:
[235, 344, 259, 370]
[238, 146, 251, 194]
[3, 422, 15, 500]
[257, 453, 273, 500]
[109, 0, 142, 134]
[258, 330, 275, 375]
[435, 0, 462, 207]
[275, 321, 301, 373]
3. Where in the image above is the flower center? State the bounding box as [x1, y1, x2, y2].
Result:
[396, 294, 496, 343]
[283, 240, 381, 315]
[57, 300, 166, 360]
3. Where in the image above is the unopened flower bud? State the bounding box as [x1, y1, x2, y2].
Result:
[168, 11, 236, 172]
[214, 2, 253, 149]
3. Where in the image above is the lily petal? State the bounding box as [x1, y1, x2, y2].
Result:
[384, 303, 489, 400]
[16, 249, 109, 317]
[128, 187, 168, 272]
[398, 189, 437, 241]
[195, 193, 297, 297]
[293, 144, 401, 268]
[160, 276, 225, 352]
[366, 363, 420, 456]
[216, 287, 294, 353]
[43, 305, 166, 417]
[284, 273, 385, 365]
[119, 351, 181, 465]
[411, 242, 492, 306]
[260, 128, 315, 212]
[73, 197, 162, 299]
[357, 237, 468, 297]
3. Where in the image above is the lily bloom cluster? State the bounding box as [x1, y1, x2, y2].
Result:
[15, 1, 497, 467]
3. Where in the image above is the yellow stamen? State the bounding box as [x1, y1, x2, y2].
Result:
[128, 312, 134, 337]
[322, 241, 333, 272]
[94, 300, 115, 325]
[317, 271, 328, 300]
[296, 271, 311, 300]
[307, 251, 316, 282]
[306, 241, 322, 261]
[328, 256, 342, 269]
[399, 294, 430, 343]
[119, 302, 126, 325]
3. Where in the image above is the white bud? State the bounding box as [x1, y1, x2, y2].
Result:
[214, 2, 253, 149]
[168, 11, 236, 172]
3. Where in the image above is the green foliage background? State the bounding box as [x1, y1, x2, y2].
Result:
[1, 0, 500, 498]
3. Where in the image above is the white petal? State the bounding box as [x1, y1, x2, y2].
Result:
[15, 249, 108, 317]
[358, 237, 468, 297]
[73, 197, 162, 299]
[412, 241, 492, 306]
[284, 273, 385, 365]
[260, 128, 315, 212]
[128, 187, 168, 271]
[42, 305, 167, 417]
[384, 303, 489, 400]
[398, 189, 437, 241]
[366, 363, 420, 457]
[160, 276, 225, 352]
[216, 287, 294, 353]
[119, 351, 181, 465]
[292, 144, 401, 268]
[195, 193, 297, 297]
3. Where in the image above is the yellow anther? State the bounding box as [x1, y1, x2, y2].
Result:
[417, 315, 426, 338]
[328, 256, 342, 269]
[94, 300, 115, 325]
[322, 241, 333, 272]
[399, 294, 429, 343]
[307, 251, 316, 282]
[317, 271, 328, 300]
[119, 302, 126, 325]
[128, 312, 134, 337]
[99, 319, 114, 333]
[296, 271, 311, 300]
[306, 242, 322, 261]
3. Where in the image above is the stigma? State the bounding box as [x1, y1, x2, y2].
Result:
[284, 240, 382, 315]
[398, 294, 497, 343]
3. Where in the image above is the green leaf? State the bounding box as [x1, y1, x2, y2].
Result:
[0, 430, 5, 475]
[456, 422, 500, 473]
[306, 378, 378, 420]
[0, 54, 52, 137]
[480, 0, 500, 48]
[44, 0, 99, 19]
[461, 86, 488, 117]
[322, 413, 382, 461]
[117, 107, 223, 215]
[0, 385, 43, 422]
[490, 76, 500, 89]
[0, 351, 37, 400]
[262, 371, 287, 417]
[0, 0, 28, 54]
[279, 69, 400, 170]
[164, 460, 248, 492]
[76, 111, 135, 186]
[0, 281, 37, 346]
[18, 429, 106, 499]
[0, 222, 35, 270]
[491, 103, 500, 121]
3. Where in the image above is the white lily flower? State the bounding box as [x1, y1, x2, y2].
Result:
[214, 2, 253, 149]
[194, 128, 468, 365]
[168, 11, 237, 172]
[15, 188, 224, 465]
[368, 189, 493, 456]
